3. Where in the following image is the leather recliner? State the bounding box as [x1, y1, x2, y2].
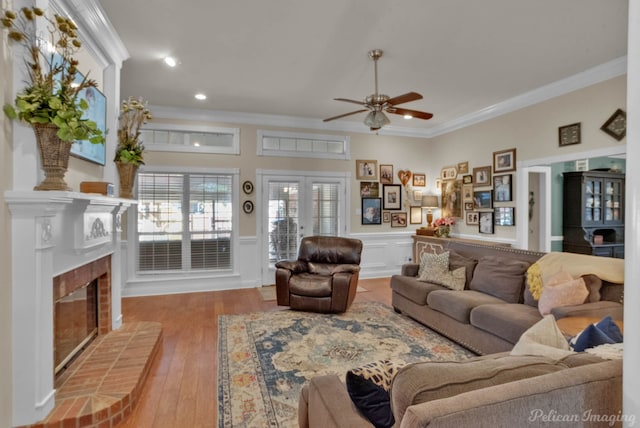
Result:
[275, 236, 363, 313]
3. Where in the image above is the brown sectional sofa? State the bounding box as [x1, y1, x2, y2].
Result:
[390, 239, 624, 355]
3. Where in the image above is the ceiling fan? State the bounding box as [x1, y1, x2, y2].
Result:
[323, 49, 433, 131]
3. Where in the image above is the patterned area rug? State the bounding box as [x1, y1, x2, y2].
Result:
[217, 301, 475, 427]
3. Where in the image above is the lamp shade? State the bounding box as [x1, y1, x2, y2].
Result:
[421, 195, 439, 208]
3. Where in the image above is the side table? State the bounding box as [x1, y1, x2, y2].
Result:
[556, 316, 624, 337]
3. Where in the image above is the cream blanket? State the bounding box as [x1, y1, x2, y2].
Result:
[527, 252, 624, 300]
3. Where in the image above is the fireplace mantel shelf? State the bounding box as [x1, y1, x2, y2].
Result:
[5, 190, 136, 208]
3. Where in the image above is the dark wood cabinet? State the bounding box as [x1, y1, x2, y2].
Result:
[562, 171, 624, 258]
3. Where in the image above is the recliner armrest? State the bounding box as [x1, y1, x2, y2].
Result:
[275, 260, 309, 273]
[308, 263, 360, 275]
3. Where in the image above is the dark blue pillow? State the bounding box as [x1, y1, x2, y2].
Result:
[345, 360, 402, 428]
[570, 316, 623, 352]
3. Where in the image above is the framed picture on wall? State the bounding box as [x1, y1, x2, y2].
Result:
[383, 184, 402, 210]
[360, 181, 379, 197]
[479, 211, 495, 234]
[466, 211, 479, 225]
[380, 164, 394, 184]
[391, 212, 407, 227]
[361, 198, 382, 225]
[493, 148, 516, 173]
[382, 211, 391, 223]
[410, 206, 423, 224]
[493, 174, 512, 202]
[495, 207, 515, 226]
[473, 190, 493, 209]
[356, 159, 378, 180]
[472, 166, 492, 186]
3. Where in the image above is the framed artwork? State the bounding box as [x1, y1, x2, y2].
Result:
[413, 173, 426, 187]
[493, 174, 512, 202]
[473, 190, 493, 209]
[558, 122, 581, 146]
[413, 190, 423, 201]
[466, 211, 479, 225]
[441, 179, 462, 218]
[600, 108, 626, 141]
[383, 184, 402, 210]
[360, 181, 379, 197]
[464, 202, 474, 210]
[242, 200, 254, 214]
[493, 148, 516, 173]
[462, 183, 474, 202]
[242, 180, 254, 194]
[495, 207, 515, 226]
[380, 164, 394, 184]
[435, 179, 442, 191]
[457, 161, 469, 174]
[440, 166, 457, 180]
[391, 212, 407, 227]
[382, 211, 391, 223]
[356, 159, 378, 180]
[70, 85, 107, 165]
[479, 211, 495, 234]
[472, 166, 492, 186]
[361, 198, 382, 225]
[410, 206, 423, 224]
[462, 174, 473, 184]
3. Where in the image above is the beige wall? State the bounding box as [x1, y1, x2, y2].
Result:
[429, 75, 627, 240]
[1, 33, 13, 428]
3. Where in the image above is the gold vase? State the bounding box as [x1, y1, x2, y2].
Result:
[116, 161, 138, 199]
[32, 124, 72, 191]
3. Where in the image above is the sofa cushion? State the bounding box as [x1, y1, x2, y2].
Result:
[427, 290, 506, 324]
[345, 359, 403, 428]
[417, 251, 450, 277]
[538, 277, 589, 316]
[470, 256, 530, 303]
[390, 355, 573, 424]
[418, 266, 466, 291]
[448, 251, 478, 289]
[390, 275, 446, 305]
[470, 304, 542, 344]
[510, 315, 574, 360]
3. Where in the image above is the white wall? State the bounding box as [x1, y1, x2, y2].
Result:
[623, 0, 639, 423]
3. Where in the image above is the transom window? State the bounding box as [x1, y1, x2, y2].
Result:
[140, 123, 240, 155]
[136, 172, 233, 273]
[257, 129, 350, 160]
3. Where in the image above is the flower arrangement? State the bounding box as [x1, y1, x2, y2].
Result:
[114, 96, 152, 166]
[1, 6, 104, 144]
[434, 217, 455, 237]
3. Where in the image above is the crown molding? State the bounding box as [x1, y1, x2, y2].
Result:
[52, 0, 129, 68]
[151, 56, 627, 139]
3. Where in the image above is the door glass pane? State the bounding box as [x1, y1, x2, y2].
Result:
[268, 182, 299, 263]
[312, 183, 339, 236]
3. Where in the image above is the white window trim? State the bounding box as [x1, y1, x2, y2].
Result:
[257, 129, 351, 160]
[129, 166, 240, 281]
[142, 123, 240, 155]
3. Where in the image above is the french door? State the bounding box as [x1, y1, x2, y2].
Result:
[259, 171, 348, 284]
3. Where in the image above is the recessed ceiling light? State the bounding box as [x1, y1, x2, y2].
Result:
[194, 93, 207, 100]
[403, 114, 413, 120]
[193, 142, 200, 147]
[164, 56, 177, 67]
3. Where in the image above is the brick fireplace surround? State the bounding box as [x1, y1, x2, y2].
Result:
[6, 191, 162, 427]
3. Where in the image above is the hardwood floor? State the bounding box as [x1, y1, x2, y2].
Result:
[118, 277, 392, 427]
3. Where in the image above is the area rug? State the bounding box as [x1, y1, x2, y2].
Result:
[217, 301, 475, 427]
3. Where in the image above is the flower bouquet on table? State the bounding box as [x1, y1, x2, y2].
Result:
[434, 217, 455, 237]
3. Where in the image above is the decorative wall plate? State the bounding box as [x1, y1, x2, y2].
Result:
[242, 200, 254, 214]
[242, 180, 254, 194]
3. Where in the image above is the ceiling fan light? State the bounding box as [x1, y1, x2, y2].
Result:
[364, 111, 390, 130]
[164, 56, 177, 67]
[403, 114, 413, 120]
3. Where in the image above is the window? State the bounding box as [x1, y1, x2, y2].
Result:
[257, 129, 350, 160]
[137, 172, 233, 272]
[140, 123, 240, 155]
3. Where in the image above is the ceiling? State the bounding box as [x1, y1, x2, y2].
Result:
[97, 0, 628, 135]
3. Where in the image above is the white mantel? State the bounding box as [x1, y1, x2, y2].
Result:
[5, 190, 134, 426]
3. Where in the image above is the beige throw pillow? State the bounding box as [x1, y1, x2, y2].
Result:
[511, 315, 574, 360]
[418, 266, 466, 290]
[417, 251, 450, 277]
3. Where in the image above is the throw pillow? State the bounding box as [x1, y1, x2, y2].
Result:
[346, 360, 404, 428]
[510, 315, 574, 360]
[469, 256, 530, 303]
[417, 251, 450, 278]
[537, 277, 589, 316]
[570, 316, 624, 352]
[418, 266, 466, 290]
[448, 250, 477, 289]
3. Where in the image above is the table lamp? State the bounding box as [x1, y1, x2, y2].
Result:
[417, 195, 439, 236]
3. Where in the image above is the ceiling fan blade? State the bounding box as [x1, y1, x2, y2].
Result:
[386, 92, 423, 106]
[334, 98, 366, 106]
[323, 109, 368, 122]
[387, 107, 434, 120]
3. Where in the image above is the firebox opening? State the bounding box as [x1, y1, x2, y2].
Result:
[54, 279, 99, 376]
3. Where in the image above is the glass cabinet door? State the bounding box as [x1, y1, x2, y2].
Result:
[584, 178, 602, 224]
[604, 179, 622, 224]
